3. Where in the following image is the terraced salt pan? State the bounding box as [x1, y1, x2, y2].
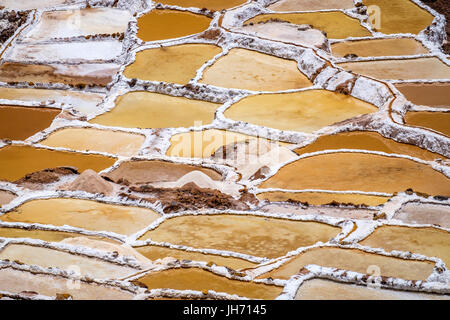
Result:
[360, 226, 450, 267]
[60, 237, 151, 265]
[0, 191, 16, 207]
[394, 203, 450, 228]
[245, 12, 371, 39]
[268, 0, 355, 11]
[7, 41, 123, 63]
[362, 0, 435, 34]
[331, 38, 428, 58]
[0, 227, 121, 244]
[139, 214, 340, 259]
[0, 267, 133, 300]
[0, 198, 160, 236]
[338, 57, 450, 81]
[24, 8, 132, 41]
[0, 105, 60, 141]
[0, 87, 105, 117]
[224, 90, 377, 133]
[0, 0, 74, 9]
[295, 279, 449, 300]
[261, 247, 434, 281]
[40, 128, 146, 157]
[258, 191, 389, 206]
[0, 145, 116, 182]
[260, 203, 377, 220]
[199, 48, 312, 91]
[137, 267, 283, 299]
[102, 160, 222, 185]
[0, 243, 136, 280]
[137, 9, 212, 42]
[394, 82, 450, 108]
[237, 22, 328, 49]
[404, 111, 450, 137]
[260, 152, 450, 196]
[0, 62, 121, 86]
[136, 245, 257, 270]
[166, 129, 291, 158]
[90, 91, 219, 129]
[124, 44, 222, 84]
[211, 139, 298, 180]
[294, 131, 444, 161]
[157, 0, 248, 10]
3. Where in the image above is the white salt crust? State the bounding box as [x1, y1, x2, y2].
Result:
[0, 0, 448, 299]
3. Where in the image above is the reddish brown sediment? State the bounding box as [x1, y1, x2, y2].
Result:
[120, 182, 250, 213]
[102, 160, 222, 185]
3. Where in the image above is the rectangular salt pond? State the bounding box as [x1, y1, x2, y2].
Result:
[1, 198, 160, 236]
[261, 247, 434, 281]
[0, 243, 138, 280]
[136, 245, 257, 270]
[0, 226, 121, 244]
[0, 62, 121, 86]
[199, 48, 312, 91]
[260, 152, 450, 197]
[0, 145, 116, 182]
[138, 267, 283, 300]
[24, 8, 132, 41]
[40, 128, 146, 157]
[139, 214, 340, 259]
[0, 267, 133, 300]
[360, 226, 450, 267]
[395, 82, 450, 108]
[90, 91, 219, 129]
[338, 57, 450, 80]
[0, 105, 60, 141]
[331, 38, 428, 58]
[295, 279, 449, 300]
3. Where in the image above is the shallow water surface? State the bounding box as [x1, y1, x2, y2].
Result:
[262, 247, 434, 280]
[224, 90, 377, 132]
[138, 267, 283, 299]
[338, 57, 450, 80]
[137, 9, 212, 42]
[360, 226, 450, 267]
[0, 198, 160, 235]
[294, 131, 444, 161]
[199, 48, 312, 91]
[139, 214, 340, 259]
[258, 191, 389, 207]
[362, 0, 434, 34]
[41, 128, 146, 157]
[394, 82, 450, 108]
[260, 152, 450, 196]
[0, 105, 60, 140]
[245, 12, 371, 39]
[331, 38, 428, 58]
[295, 279, 449, 300]
[404, 111, 450, 137]
[123, 44, 222, 84]
[0, 145, 116, 182]
[136, 245, 257, 270]
[90, 91, 219, 129]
